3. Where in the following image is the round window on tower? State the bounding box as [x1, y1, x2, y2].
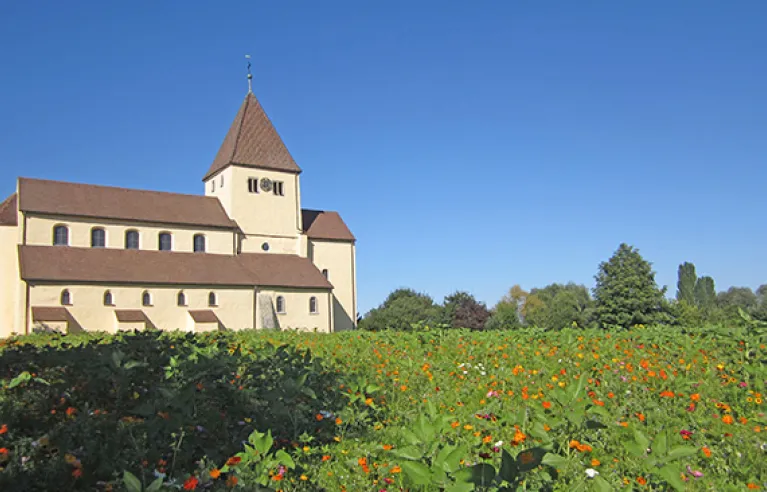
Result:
[260, 178, 273, 192]
[262, 242, 270, 252]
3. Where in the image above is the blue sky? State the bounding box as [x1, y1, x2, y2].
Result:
[1, 2, 765, 314]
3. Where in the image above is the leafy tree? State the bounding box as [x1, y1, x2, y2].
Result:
[754, 284, 767, 321]
[441, 291, 491, 331]
[524, 283, 594, 330]
[716, 287, 758, 311]
[676, 262, 697, 304]
[359, 288, 442, 331]
[484, 301, 522, 331]
[593, 243, 667, 329]
[694, 276, 716, 309]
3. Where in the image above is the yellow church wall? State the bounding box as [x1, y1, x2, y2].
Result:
[207, 166, 301, 239]
[27, 284, 255, 333]
[0, 224, 20, 338]
[309, 240, 357, 331]
[256, 288, 332, 333]
[23, 214, 236, 254]
[240, 234, 301, 255]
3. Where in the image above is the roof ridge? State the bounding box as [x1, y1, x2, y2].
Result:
[18, 177, 222, 201]
[229, 93, 250, 166]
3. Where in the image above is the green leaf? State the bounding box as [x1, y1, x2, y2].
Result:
[622, 440, 645, 457]
[123, 471, 142, 492]
[391, 445, 423, 461]
[146, 477, 164, 492]
[633, 429, 650, 450]
[499, 449, 519, 483]
[652, 430, 667, 457]
[8, 371, 31, 389]
[515, 447, 547, 472]
[401, 460, 432, 485]
[541, 453, 568, 469]
[658, 464, 686, 491]
[585, 420, 608, 430]
[443, 445, 466, 473]
[414, 415, 436, 442]
[529, 421, 550, 440]
[587, 405, 610, 420]
[275, 449, 296, 469]
[591, 475, 613, 492]
[664, 445, 697, 462]
[468, 463, 497, 486]
[400, 428, 420, 445]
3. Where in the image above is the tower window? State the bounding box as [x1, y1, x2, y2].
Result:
[193, 234, 206, 253]
[309, 296, 318, 314]
[142, 291, 152, 306]
[177, 291, 186, 306]
[247, 177, 259, 193]
[91, 227, 106, 248]
[158, 232, 172, 251]
[125, 230, 140, 249]
[273, 181, 284, 196]
[103, 290, 114, 306]
[60, 289, 72, 306]
[208, 292, 217, 307]
[53, 225, 69, 246]
[276, 296, 285, 314]
[322, 269, 329, 279]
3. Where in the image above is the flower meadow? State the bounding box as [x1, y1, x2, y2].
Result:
[0, 325, 765, 491]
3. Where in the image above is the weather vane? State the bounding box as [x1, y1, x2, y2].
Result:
[245, 54, 253, 93]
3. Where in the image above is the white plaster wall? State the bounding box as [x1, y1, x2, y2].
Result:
[256, 288, 331, 333]
[309, 240, 356, 331]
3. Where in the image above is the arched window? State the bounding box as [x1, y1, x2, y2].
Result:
[125, 230, 140, 249]
[53, 225, 69, 246]
[322, 269, 329, 279]
[177, 291, 186, 306]
[208, 292, 217, 307]
[158, 232, 172, 251]
[141, 291, 152, 306]
[60, 289, 71, 305]
[309, 296, 318, 314]
[276, 296, 285, 314]
[193, 234, 206, 253]
[103, 290, 113, 306]
[91, 227, 106, 248]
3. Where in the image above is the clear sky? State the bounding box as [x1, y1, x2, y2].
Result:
[1, 2, 765, 315]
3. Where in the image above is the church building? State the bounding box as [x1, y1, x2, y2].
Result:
[0, 88, 357, 336]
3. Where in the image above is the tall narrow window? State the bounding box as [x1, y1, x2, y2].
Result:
[276, 296, 285, 314]
[142, 291, 152, 306]
[220, 175, 224, 188]
[177, 291, 186, 306]
[53, 225, 69, 246]
[60, 289, 71, 306]
[91, 227, 106, 248]
[103, 290, 113, 306]
[212, 180, 215, 192]
[247, 177, 259, 194]
[309, 296, 318, 314]
[125, 230, 140, 249]
[322, 269, 329, 279]
[208, 292, 217, 307]
[193, 234, 206, 253]
[158, 232, 172, 251]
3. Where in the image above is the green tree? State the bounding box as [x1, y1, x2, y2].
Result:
[593, 243, 667, 329]
[524, 283, 594, 330]
[484, 301, 522, 330]
[754, 284, 767, 321]
[716, 287, 758, 311]
[441, 291, 491, 331]
[359, 288, 442, 331]
[676, 262, 697, 304]
[693, 276, 716, 309]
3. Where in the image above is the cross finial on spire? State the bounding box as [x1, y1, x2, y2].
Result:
[245, 54, 253, 93]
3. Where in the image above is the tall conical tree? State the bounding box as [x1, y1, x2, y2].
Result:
[694, 276, 716, 309]
[593, 243, 666, 329]
[676, 262, 697, 304]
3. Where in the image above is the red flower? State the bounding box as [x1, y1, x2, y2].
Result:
[183, 476, 199, 490]
[0, 424, 7, 435]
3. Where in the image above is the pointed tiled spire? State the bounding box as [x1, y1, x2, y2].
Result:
[203, 93, 301, 181]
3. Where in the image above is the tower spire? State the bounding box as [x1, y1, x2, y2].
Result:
[245, 54, 253, 93]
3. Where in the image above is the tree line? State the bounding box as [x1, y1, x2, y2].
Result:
[358, 243, 767, 331]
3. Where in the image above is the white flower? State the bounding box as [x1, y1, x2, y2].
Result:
[480, 371, 487, 376]
[585, 468, 599, 478]
[494, 441, 503, 447]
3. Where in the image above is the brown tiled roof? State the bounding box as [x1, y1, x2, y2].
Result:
[17, 178, 236, 229]
[203, 92, 301, 180]
[32, 306, 71, 322]
[115, 310, 147, 322]
[18, 245, 332, 289]
[301, 209, 355, 241]
[238, 252, 332, 289]
[0, 193, 17, 226]
[188, 310, 219, 323]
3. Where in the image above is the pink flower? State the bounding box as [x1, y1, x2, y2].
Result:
[680, 430, 693, 438]
[486, 390, 499, 398]
[686, 466, 704, 478]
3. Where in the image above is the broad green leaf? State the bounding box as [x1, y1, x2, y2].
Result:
[529, 421, 550, 440]
[123, 471, 142, 492]
[633, 429, 650, 450]
[8, 371, 31, 389]
[146, 477, 164, 492]
[443, 445, 466, 473]
[664, 445, 697, 462]
[658, 464, 686, 491]
[275, 449, 296, 469]
[445, 481, 475, 492]
[401, 460, 432, 485]
[587, 405, 610, 420]
[652, 430, 667, 457]
[400, 428, 420, 445]
[468, 463, 497, 486]
[541, 453, 568, 469]
[591, 475, 613, 492]
[392, 445, 423, 461]
[585, 420, 608, 430]
[516, 447, 547, 472]
[622, 440, 645, 457]
[499, 449, 519, 483]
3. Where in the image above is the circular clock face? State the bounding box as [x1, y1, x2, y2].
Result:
[260, 178, 273, 192]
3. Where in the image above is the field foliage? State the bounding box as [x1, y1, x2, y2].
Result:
[0, 325, 765, 491]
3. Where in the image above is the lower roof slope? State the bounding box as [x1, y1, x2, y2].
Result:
[0, 193, 17, 226]
[19, 246, 332, 289]
[301, 209, 355, 241]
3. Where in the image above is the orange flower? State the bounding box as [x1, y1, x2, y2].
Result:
[225, 476, 238, 487]
[702, 447, 712, 458]
[390, 466, 402, 474]
[482, 435, 493, 443]
[382, 444, 393, 451]
[690, 393, 701, 401]
[722, 415, 734, 424]
[591, 459, 600, 467]
[747, 483, 760, 489]
[451, 421, 460, 428]
[272, 473, 284, 481]
[659, 390, 675, 398]
[322, 455, 331, 462]
[335, 417, 343, 425]
[365, 398, 374, 405]
[315, 414, 324, 421]
[226, 456, 242, 466]
[577, 443, 593, 453]
[542, 401, 552, 409]
[569, 440, 580, 449]
[72, 468, 83, 478]
[0, 448, 8, 455]
[0, 424, 7, 435]
[358, 457, 368, 467]
[637, 476, 647, 486]
[183, 476, 199, 490]
[619, 422, 629, 427]
[66, 407, 77, 417]
[636, 413, 646, 422]
[210, 468, 221, 479]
